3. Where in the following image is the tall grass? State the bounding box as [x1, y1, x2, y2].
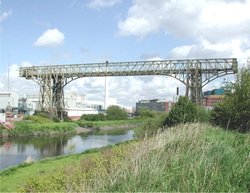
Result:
[21, 123, 250, 192]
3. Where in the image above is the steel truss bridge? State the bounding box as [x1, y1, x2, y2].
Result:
[19, 58, 238, 119]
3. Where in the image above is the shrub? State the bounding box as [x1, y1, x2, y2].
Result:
[195, 105, 211, 123]
[81, 114, 106, 121]
[24, 115, 52, 123]
[137, 108, 156, 118]
[34, 111, 50, 119]
[164, 96, 197, 127]
[106, 106, 128, 120]
[211, 69, 250, 132]
[78, 121, 95, 128]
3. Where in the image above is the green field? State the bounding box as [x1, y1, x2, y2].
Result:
[1, 123, 249, 192]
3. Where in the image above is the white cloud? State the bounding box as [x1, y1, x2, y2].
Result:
[87, 0, 121, 9]
[0, 10, 11, 22]
[64, 75, 184, 107]
[0, 62, 38, 95]
[115, 0, 250, 105]
[0, 9, 11, 22]
[118, 0, 250, 62]
[34, 28, 65, 47]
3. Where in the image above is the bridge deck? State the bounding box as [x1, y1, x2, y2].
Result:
[19, 58, 237, 79]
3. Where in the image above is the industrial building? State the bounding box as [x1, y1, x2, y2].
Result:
[0, 92, 19, 122]
[18, 95, 40, 115]
[136, 99, 175, 113]
[202, 88, 226, 108]
[0, 92, 19, 110]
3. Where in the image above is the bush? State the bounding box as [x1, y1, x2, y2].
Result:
[211, 69, 250, 132]
[34, 111, 50, 119]
[78, 121, 95, 128]
[24, 115, 52, 123]
[195, 105, 211, 123]
[164, 96, 197, 127]
[81, 114, 106, 121]
[137, 108, 156, 118]
[106, 106, 128, 120]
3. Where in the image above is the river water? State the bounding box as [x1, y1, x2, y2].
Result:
[0, 130, 134, 170]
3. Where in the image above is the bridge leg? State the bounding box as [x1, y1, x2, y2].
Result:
[38, 75, 65, 120]
[185, 63, 203, 105]
[190, 69, 202, 105]
[52, 76, 65, 120]
[38, 76, 53, 114]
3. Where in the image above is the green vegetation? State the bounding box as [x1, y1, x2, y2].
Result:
[135, 112, 168, 139]
[6, 122, 78, 137]
[81, 113, 106, 121]
[77, 118, 143, 129]
[1, 114, 143, 138]
[163, 96, 211, 127]
[0, 146, 110, 192]
[137, 108, 157, 118]
[98, 124, 249, 192]
[2, 115, 77, 137]
[1, 123, 249, 192]
[23, 115, 53, 123]
[106, 105, 128, 120]
[164, 96, 197, 127]
[79, 106, 129, 122]
[211, 69, 250, 132]
[1, 77, 249, 192]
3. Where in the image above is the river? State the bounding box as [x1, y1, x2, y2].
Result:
[0, 130, 134, 170]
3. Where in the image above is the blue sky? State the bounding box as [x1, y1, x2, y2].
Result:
[1, 0, 190, 69]
[1, 0, 250, 107]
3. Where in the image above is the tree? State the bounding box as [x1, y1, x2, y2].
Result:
[211, 69, 250, 132]
[106, 105, 128, 120]
[164, 96, 197, 127]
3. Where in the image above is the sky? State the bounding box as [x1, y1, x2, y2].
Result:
[0, 0, 250, 107]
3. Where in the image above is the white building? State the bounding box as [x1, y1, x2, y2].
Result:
[64, 92, 85, 109]
[64, 92, 99, 118]
[26, 95, 40, 115]
[0, 111, 6, 122]
[65, 107, 98, 118]
[0, 92, 19, 109]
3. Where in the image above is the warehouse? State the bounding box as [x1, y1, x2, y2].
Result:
[0, 92, 19, 110]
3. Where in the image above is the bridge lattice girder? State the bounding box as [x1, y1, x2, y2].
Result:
[19, 58, 238, 118]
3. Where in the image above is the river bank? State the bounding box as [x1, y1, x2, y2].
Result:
[0, 118, 144, 138]
[1, 123, 249, 192]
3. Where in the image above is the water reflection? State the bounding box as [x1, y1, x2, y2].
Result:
[0, 130, 134, 170]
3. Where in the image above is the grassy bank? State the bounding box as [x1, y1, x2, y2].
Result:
[2, 122, 78, 137]
[1, 116, 144, 138]
[0, 142, 133, 192]
[1, 123, 249, 192]
[77, 118, 144, 128]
